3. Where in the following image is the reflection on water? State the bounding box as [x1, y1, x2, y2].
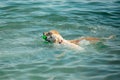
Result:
[0, 0, 120, 80]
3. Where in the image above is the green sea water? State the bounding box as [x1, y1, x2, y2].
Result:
[0, 0, 120, 80]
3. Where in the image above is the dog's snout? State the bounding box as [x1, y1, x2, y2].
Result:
[43, 32, 45, 35]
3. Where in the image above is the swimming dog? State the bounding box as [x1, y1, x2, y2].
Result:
[43, 30, 114, 50]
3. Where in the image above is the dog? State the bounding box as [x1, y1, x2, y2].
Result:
[43, 30, 114, 50]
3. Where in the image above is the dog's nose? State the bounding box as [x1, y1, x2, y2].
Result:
[43, 32, 45, 35]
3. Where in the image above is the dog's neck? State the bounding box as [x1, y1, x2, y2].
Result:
[58, 39, 69, 44]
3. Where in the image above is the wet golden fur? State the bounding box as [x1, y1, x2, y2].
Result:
[43, 30, 114, 50]
[43, 30, 100, 44]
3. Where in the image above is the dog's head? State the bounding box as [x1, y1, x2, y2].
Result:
[43, 30, 63, 43]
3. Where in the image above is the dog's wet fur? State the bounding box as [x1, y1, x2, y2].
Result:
[43, 30, 114, 50]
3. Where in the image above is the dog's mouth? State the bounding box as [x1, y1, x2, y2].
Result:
[45, 38, 51, 42]
[42, 35, 51, 42]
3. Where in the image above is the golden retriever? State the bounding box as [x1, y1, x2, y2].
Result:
[43, 30, 114, 50]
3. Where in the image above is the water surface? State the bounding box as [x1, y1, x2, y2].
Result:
[0, 0, 120, 80]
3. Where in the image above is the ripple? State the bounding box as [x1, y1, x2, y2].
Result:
[0, 0, 120, 80]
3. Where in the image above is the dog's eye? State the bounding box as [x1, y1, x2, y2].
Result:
[48, 32, 52, 35]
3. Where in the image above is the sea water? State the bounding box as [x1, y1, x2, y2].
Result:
[0, 0, 120, 80]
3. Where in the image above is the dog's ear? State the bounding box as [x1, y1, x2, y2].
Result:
[48, 32, 52, 35]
